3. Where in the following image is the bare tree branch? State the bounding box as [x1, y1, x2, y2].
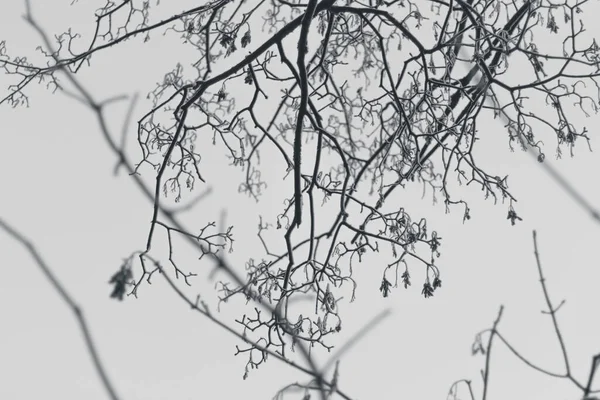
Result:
[0, 218, 121, 400]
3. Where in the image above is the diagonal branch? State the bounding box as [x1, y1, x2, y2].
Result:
[0, 218, 121, 400]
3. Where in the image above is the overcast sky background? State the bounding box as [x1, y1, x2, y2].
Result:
[1, 1, 600, 400]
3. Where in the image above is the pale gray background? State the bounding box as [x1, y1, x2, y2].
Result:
[1, 1, 599, 399]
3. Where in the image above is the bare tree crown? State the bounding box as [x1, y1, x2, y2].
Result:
[2, 0, 599, 389]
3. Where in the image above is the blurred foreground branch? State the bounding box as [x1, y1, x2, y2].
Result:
[0, 218, 121, 400]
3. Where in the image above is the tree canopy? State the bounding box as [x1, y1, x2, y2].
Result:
[2, 1, 599, 398]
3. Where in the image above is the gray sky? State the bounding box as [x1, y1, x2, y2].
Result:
[1, 1, 599, 399]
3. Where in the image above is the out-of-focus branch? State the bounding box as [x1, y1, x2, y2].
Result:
[321, 308, 392, 374]
[526, 151, 600, 223]
[0, 218, 121, 400]
[291, 0, 319, 228]
[532, 230, 573, 377]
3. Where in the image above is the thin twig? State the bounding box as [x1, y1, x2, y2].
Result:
[481, 305, 503, 400]
[532, 231, 572, 377]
